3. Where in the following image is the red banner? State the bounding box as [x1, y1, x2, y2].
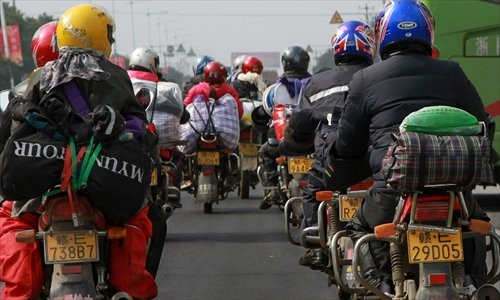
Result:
[0, 24, 23, 65]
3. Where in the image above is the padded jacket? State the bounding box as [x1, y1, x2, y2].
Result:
[334, 53, 489, 188]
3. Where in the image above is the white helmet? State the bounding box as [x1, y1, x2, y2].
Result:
[129, 47, 160, 74]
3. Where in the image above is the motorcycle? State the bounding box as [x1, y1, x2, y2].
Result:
[14, 189, 132, 299]
[184, 133, 240, 213]
[238, 97, 263, 199]
[284, 178, 372, 299]
[260, 103, 314, 210]
[349, 186, 500, 299]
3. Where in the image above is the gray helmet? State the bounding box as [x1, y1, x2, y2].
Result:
[129, 47, 160, 74]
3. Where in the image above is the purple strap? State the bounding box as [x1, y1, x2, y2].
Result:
[124, 115, 145, 139]
[62, 81, 91, 115]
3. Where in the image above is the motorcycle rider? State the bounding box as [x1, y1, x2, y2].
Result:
[0, 20, 59, 153]
[282, 21, 376, 269]
[183, 54, 214, 98]
[227, 54, 246, 84]
[184, 61, 243, 119]
[0, 4, 158, 299]
[251, 46, 311, 209]
[329, 0, 494, 294]
[128, 47, 189, 209]
[231, 56, 267, 100]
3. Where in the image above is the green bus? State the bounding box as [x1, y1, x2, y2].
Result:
[423, 0, 500, 169]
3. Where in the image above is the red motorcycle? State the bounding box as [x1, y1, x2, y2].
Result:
[15, 189, 132, 299]
[184, 133, 239, 213]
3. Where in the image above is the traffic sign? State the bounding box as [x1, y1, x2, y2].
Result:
[329, 11, 343, 24]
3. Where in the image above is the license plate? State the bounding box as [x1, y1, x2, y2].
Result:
[339, 195, 362, 221]
[197, 151, 220, 165]
[407, 228, 463, 264]
[44, 231, 99, 264]
[150, 168, 158, 186]
[239, 143, 258, 156]
[288, 157, 313, 174]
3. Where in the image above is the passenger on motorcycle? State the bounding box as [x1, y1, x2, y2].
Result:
[230, 56, 267, 100]
[251, 45, 311, 210]
[329, 0, 496, 294]
[128, 47, 189, 209]
[281, 21, 376, 270]
[183, 54, 214, 98]
[0, 4, 158, 299]
[227, 54, 247, 84]
[184, 61, 244, 119]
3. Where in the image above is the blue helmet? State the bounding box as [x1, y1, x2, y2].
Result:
[193, 55, 214, 75]
[375, 0, 435, 59]
[331, 20, 375, 64]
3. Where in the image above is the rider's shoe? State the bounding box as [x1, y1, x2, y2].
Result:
[298, 249, 328, 270]
[180, 179, 192, 190]
[259, 190, 277, 210]
[167, 201, 183, 209]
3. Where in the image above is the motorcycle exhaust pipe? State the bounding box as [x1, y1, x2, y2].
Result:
[111, 292, 133, 300]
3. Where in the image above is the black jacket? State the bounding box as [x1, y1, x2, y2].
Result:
[231, 79, 259, 100]
[334, 53, 489, 187]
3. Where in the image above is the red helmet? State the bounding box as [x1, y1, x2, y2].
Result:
[31, 21, 59, 68]
[241, 56, 263, 74]
[204, 61, 227, 84]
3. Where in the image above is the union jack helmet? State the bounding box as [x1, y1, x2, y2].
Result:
[375, 0, 435, 59]
[331, 20, 375, 64]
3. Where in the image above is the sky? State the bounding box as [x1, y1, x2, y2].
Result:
[10, 0, 386, 68]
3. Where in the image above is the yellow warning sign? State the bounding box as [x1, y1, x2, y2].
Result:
[329, 11, 343, 24]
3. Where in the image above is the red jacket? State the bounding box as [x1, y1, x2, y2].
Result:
[183, 82, 243, 118]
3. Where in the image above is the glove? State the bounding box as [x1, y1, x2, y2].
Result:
[251, 106, 270, 133]
[9, 98, 40, 121]
[92, 105, 125, 142]
[287, 109, 315, 140]
[282, 124, 315, 152]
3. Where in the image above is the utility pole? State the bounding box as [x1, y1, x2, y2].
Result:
[359, 2, 375, 24]
[130, 1, 136, 50]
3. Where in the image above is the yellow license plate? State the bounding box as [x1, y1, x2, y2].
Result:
[197, 151, 220, 166]
[150, 168, 158, 186]
[44, 231, 99, 264]
[407, 228, 463, 264]
[288, 157, 313, 174]
[239, 143, 258, 156]
[339, 195, 362, 221]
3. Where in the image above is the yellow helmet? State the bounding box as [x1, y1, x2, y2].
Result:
[56, 4, 115, 58]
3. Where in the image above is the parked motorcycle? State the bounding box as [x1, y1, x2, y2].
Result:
[350, 186, 500, 299]
[184, 133, 240, 213]
[14, 190, 132, 299]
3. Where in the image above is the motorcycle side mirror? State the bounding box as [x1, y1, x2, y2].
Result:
[0, 89, 13, 113]
[135, 88, 154, 110]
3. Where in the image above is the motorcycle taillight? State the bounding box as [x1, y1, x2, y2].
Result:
[39, 196, 107, 230]
[403, 193, 461, 222]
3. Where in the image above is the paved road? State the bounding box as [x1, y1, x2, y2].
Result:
[155, 188, 338, 300]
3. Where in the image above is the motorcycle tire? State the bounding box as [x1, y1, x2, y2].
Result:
[203, 202, 213, 214]
[239, 170, 251, 199]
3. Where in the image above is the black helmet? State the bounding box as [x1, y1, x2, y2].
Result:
[281, 46, 310, 73]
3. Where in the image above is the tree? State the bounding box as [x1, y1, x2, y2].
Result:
[312, 49, 334, 74]
[0, 3, 55, 90]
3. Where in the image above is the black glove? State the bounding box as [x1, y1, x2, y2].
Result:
[282, 124, 315, 152]
[251, 106, 269, 133]
[287, 109, 316, 141]
[9, 98, 40, 121]
[92, 105, 125, 142]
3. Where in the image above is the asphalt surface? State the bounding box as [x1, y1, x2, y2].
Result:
[154, 188, 339, 300]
